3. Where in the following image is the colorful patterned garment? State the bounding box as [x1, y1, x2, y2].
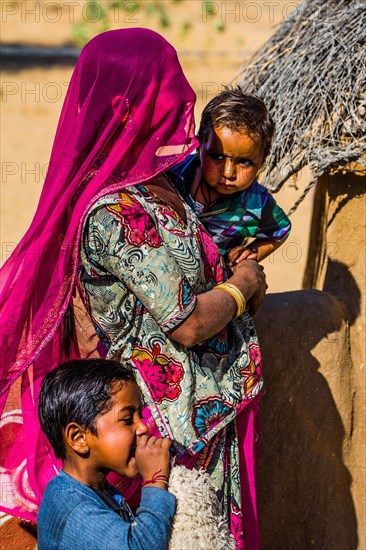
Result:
[169, 155, 291, 256]
[79, 184, 263, 548]
[0, 29, 261, 549]
[0, 29, 199, 524]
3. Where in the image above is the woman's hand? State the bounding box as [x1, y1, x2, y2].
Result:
[231, 260, 268, 316]
[168, 260, 268, 347]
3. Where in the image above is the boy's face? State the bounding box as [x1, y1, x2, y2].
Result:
[198, 125, 264, 201]
[86, 381, 147, 478]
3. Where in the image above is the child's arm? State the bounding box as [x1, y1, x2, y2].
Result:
[227, 186, 291, 266]
[53, 437, 175, 550]
[228, 236, 288, 265]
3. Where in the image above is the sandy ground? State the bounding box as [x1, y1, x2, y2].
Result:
[0, 0, 312, 292]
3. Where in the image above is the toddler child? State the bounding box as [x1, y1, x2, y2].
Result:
[169, 88, 291, 268]
[37, 358, 175, 550]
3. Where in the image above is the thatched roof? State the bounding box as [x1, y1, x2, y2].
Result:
[239, 0, 366, 193]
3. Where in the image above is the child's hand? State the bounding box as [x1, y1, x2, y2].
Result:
[135, 435, 171, 489]
[227, 245, 258, 266]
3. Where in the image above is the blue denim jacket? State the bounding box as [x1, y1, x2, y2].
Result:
[37, 470, 176, 550]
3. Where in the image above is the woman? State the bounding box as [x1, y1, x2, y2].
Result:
[0, 29, 266, 548]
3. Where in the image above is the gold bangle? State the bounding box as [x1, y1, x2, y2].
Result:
[213, 282, 246, 318]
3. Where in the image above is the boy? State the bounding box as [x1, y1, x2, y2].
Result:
[37, 359, 175, 550]
[169, 88, 291, 267]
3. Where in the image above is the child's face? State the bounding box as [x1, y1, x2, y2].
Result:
[198, 125, 264, 201]
[87, 381, 147, 478]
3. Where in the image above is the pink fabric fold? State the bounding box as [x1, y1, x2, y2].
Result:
[0, 28, 198, 521]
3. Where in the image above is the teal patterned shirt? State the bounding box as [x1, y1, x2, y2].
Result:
[169, 155, 291, 255]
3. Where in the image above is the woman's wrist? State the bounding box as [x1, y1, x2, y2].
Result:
[213, 282, 246, 318]
[228, 275, 253, 303]
[228, 262, 262, 302]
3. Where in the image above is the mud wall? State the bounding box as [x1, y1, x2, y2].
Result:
[255, 171, 365, 550]
[255, 291, 360, 550]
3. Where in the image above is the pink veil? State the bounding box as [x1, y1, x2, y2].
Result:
[0, 28, 198, 521]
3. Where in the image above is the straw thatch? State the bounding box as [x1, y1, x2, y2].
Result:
[239, 0, 366, 197]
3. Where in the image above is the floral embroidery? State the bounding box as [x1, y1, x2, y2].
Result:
[132, 344, 184, 404]
[239, 341, 262, 394]
[107, 193, 161, 248]
[192, 398, 234, 437]
[205, 327, 229, 355]
[81, 187, 263, 539]
[248, 340, 262, 366]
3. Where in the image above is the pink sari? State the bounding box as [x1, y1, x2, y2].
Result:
[0, 27, 197, 521]
[0, 28, 260, 549]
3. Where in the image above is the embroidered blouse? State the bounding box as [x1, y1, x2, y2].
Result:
[79, 185, 262, 456]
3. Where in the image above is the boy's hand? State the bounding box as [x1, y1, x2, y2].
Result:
[227, 245, 258, 266]
[135, 435, 171, 489]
